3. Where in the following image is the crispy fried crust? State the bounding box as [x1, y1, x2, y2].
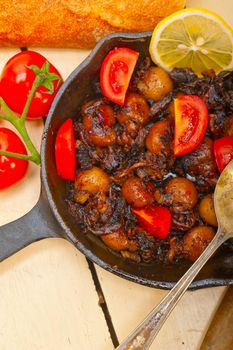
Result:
[0, 0, 185, 48]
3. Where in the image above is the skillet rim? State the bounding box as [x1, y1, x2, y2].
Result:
[41, 31, 233, 290]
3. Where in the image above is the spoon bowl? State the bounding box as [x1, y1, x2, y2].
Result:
[117, 160, 233, 350]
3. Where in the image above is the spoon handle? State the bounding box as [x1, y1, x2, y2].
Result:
[116, 230, 227, 350]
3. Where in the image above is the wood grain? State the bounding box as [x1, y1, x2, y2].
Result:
[0, 1, 232, 347]
[96, 266, 226, 350]
[0, 239, 113, 350]
[200, 287, 233, 350]
[0, 49, 113, 350]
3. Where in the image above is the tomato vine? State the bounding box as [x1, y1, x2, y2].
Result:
[0, 61, 61, 165]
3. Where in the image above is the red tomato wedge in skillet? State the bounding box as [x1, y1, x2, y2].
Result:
[55, 119, 76, 181]
[100, 47, 139, 105]
[214, 136, 233, 172]
[132, 205, 171, 240]
[174, 95, 209, 156]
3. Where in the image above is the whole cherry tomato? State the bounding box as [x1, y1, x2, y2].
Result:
[214, 136, 233, 172]
[0, 50, 63, 119]
[174, 95, 209, 156]
[0, 128, 28, 190]
[132, 205, 171, 239]
[100, 47, 139, 105]
[55, 119, 76, 181]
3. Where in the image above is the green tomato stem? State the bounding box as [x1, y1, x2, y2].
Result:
[0, 114, 11, 122]
[0, 62, 60, 166]
[0, 97, 41, 165]
[0, 150, 34, 162]
[0, 98, 16, 119]
[21, 75, 43, 121]
[15, 118, 41, 165]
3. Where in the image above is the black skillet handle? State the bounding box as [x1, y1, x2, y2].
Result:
[0, 188, 64, 262]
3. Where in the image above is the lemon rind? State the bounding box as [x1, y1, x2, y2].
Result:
[149, 7, 233, 73]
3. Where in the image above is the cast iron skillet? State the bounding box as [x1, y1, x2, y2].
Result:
[0, 32, 233, 290]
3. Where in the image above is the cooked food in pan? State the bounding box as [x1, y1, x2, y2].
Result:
[54, 50, 233, 264]
[54, 8, 233, 265]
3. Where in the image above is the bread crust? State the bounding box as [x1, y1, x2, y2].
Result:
[0, 0, 185, 48]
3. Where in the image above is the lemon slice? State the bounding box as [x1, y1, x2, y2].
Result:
[149, 7, 233, 75]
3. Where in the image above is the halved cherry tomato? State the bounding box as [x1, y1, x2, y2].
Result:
[132, 205, 171, 239]
[214, 136, 233, 172]
[55, 119, 76, 181]
[0, 50, 62, 119]
[100, 47, 139, 105]
[0, 128, 28, 190]
[174, 95, 209, 156]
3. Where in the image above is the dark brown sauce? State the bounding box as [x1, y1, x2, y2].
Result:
[67, 62, 233, 264]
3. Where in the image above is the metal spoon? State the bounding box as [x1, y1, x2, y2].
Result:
[116, 160, 233, 350]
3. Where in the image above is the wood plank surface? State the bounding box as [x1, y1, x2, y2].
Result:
[0, 239, 113, 350]
[97, 266, 226, 350]
[186, 0, 233, 25]
[0, 0, 232, 349]
[0, 49, 113, 350]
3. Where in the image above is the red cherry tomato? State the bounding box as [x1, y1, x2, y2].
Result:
[0, 128, 28, 190]
[100, 47, 139, 105]
[0, 50, 62, 119]
[174, 95, 209, 156]
[132, 205, 171, 239]
[214, 136, 233, 172]
[55, 119, 76, 181]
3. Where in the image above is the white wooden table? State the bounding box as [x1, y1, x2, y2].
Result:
[0, 1, 232, 349]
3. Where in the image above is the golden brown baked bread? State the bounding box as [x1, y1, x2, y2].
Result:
[0, 0, 185, 48]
